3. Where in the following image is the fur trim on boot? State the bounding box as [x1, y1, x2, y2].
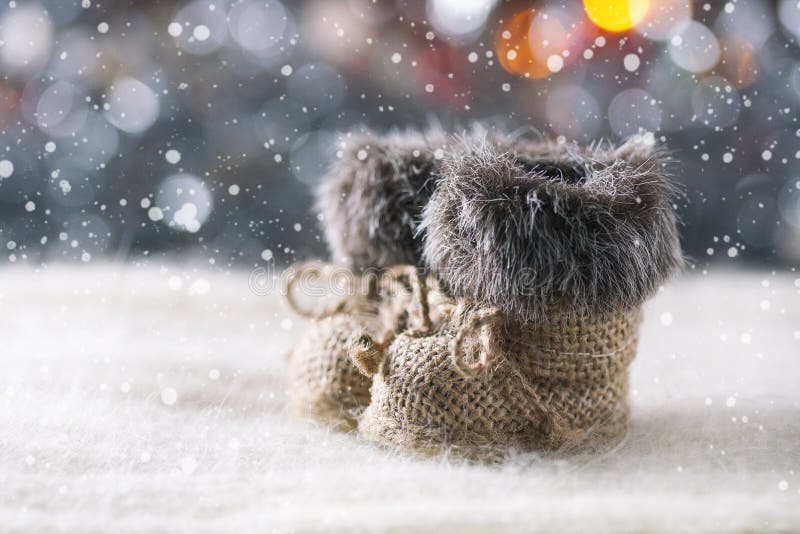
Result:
[316, 129, 448, 270]
[421, 137, 683, 321]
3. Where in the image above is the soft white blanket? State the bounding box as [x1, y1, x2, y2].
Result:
[1, 265, 798, 532]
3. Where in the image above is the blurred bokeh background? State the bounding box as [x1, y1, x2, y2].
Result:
[0, 0, 799, 270]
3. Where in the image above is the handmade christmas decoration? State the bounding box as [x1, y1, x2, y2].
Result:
[353, 137, 682, 455]
[287, 129, 681, 456]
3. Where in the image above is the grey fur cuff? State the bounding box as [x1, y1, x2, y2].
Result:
[316, 129, 447, 270]
[421, 138, 683, 321]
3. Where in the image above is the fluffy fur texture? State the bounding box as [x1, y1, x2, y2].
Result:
[422, 137, 683, 321]
[316, 126, 517, 270]
[316, 129, 447, 270]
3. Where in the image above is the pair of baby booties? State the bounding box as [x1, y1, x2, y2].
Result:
[286, 128, 682, 457]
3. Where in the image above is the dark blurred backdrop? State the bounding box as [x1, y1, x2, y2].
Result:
[1, 0, 799, 270]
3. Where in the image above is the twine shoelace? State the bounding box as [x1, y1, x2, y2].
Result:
[285, 261, 431, 328]
[285, 261, 433, 374]
[285, 260, 626, 376]
[286, 262, 498, 373]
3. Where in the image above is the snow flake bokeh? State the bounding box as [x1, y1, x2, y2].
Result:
[0, 0, 799, 267]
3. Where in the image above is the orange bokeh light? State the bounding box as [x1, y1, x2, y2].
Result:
[583, 0, 649, 33]
[0, 84, 20, 128]
[719, 37, 759, 89]
[495, 10, 550, 80]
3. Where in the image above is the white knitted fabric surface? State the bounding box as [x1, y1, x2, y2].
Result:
[1, 265, 798, 532]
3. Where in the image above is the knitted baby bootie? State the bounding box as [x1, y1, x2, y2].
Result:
[286, 128, 448, 426]
[356, 137, 682, 455]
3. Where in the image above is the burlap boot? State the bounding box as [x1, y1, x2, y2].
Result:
[286, 129, 446, 426]
[356, 297, 642, 455]
[355, 137, 682, 455]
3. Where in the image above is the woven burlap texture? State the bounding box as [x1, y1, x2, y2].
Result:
[287, 314, 374, 428]
[356, 281, 642, 455]
[285, 262, 642, 454]
[286, 262, 435, 427]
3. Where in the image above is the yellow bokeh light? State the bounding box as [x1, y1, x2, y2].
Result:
[583, 0, 650, 33]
